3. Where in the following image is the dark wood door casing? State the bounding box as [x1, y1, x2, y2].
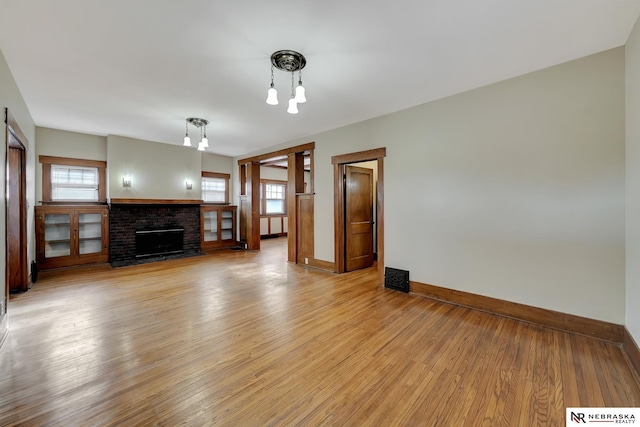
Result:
[345, 166, 374, 271]
[7, 147, 27, 292]
[332, 147, 385, 282]
[6, 111, 29, 294]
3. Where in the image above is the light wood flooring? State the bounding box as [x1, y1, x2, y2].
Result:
[1, 237, 639, 426]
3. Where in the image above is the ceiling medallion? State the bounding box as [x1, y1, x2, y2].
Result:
[270, 50, 306, 73]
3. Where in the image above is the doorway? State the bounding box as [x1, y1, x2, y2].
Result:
[345, 164, 375, 271]
[5, 110, 29, 294]
[237, 142, 314, 264]
[2, 109, 29, 349]
[332, 148, 386, 283]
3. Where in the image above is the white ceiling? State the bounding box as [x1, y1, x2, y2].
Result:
[1, 0, 639, 157]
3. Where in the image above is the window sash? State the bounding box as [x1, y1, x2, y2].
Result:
[261, 181, 286, 215]
[202, 177, 227, 203]
[51, 165, 99, 201]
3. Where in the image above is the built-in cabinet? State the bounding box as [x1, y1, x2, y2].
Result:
[35, 205, 109, 269]
[201, 205, 237, 250]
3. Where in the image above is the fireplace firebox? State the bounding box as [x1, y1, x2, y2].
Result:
[135, 228, 184, 258]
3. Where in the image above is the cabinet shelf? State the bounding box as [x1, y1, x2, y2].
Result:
[45, 239, 71, 244]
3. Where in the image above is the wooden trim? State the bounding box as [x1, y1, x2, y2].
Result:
[98, 166, 106, 202]
[333, 163, 345, 273]
[6, 109, 29, 151]
[237, 142, 315, 165]
[109, 198, 203, 205]
[260, 214, 287, 218]
[309, 149, 314, 194]
[623, 328, 640, 381]
[410, 280, 624, 343]
[287, 155, 302, 263]
[6, 125, 29, 293]
[42, 160, 52, 203]
[39, 155, 106, 168]
[331, 147, 386, 165]
[376, 158, 384, 286]
[239, 164, 247, 196]
[202, 171, 230, 179]
[308, 258, 335, 272]
[246, 162, 261, 250]
[41, 201, 108, 206]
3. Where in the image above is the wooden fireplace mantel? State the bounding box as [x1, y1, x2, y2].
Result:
[109, 198, 204, 205]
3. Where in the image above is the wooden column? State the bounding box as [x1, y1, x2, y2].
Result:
[239, 164, 247, 196]
[376, 158, 384, 286]
[287, 153, 305, 262]
[239, 162, 260, 251]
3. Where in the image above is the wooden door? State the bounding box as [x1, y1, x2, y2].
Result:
[345, 165, 374, 271]
[7, 144, 27, 293]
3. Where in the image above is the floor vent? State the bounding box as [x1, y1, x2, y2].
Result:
[385, 267, 409, 293]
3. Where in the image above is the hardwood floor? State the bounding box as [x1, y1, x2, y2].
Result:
[1, 237, 639, 426]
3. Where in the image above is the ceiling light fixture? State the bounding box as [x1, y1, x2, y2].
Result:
[266, 50, 307, 114]
[183, 117, 209, 151]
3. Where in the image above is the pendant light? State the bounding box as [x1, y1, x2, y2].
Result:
[182, 118, 209, 151]
[266, 50, 307, 114]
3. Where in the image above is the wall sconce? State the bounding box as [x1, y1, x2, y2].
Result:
[123, 175, 131, 187]
[185, 179, 193, 190]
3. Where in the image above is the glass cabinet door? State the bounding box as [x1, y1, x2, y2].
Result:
[44, 213, 71, 258]
[78, 212, 103, 255]
[203, 210, 218, 242]
[221, 210, 233, 240]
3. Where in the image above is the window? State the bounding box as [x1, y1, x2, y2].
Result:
[260, 180, 286, 215]
[40, 156, 107, 203]
[51, 165, 99, 201]
[202, 172, 230, 204]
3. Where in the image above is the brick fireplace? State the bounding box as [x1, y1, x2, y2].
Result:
[109, 200, 201, 267]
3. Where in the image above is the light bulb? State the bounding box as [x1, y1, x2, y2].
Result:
[294, 84, 306, 103]
[201, 137, 209, 148]
[266, 85, 278, 105]
[197, 142, 205, 151]
[287, 98, 298, 114]
[183, 136, 191, 147]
